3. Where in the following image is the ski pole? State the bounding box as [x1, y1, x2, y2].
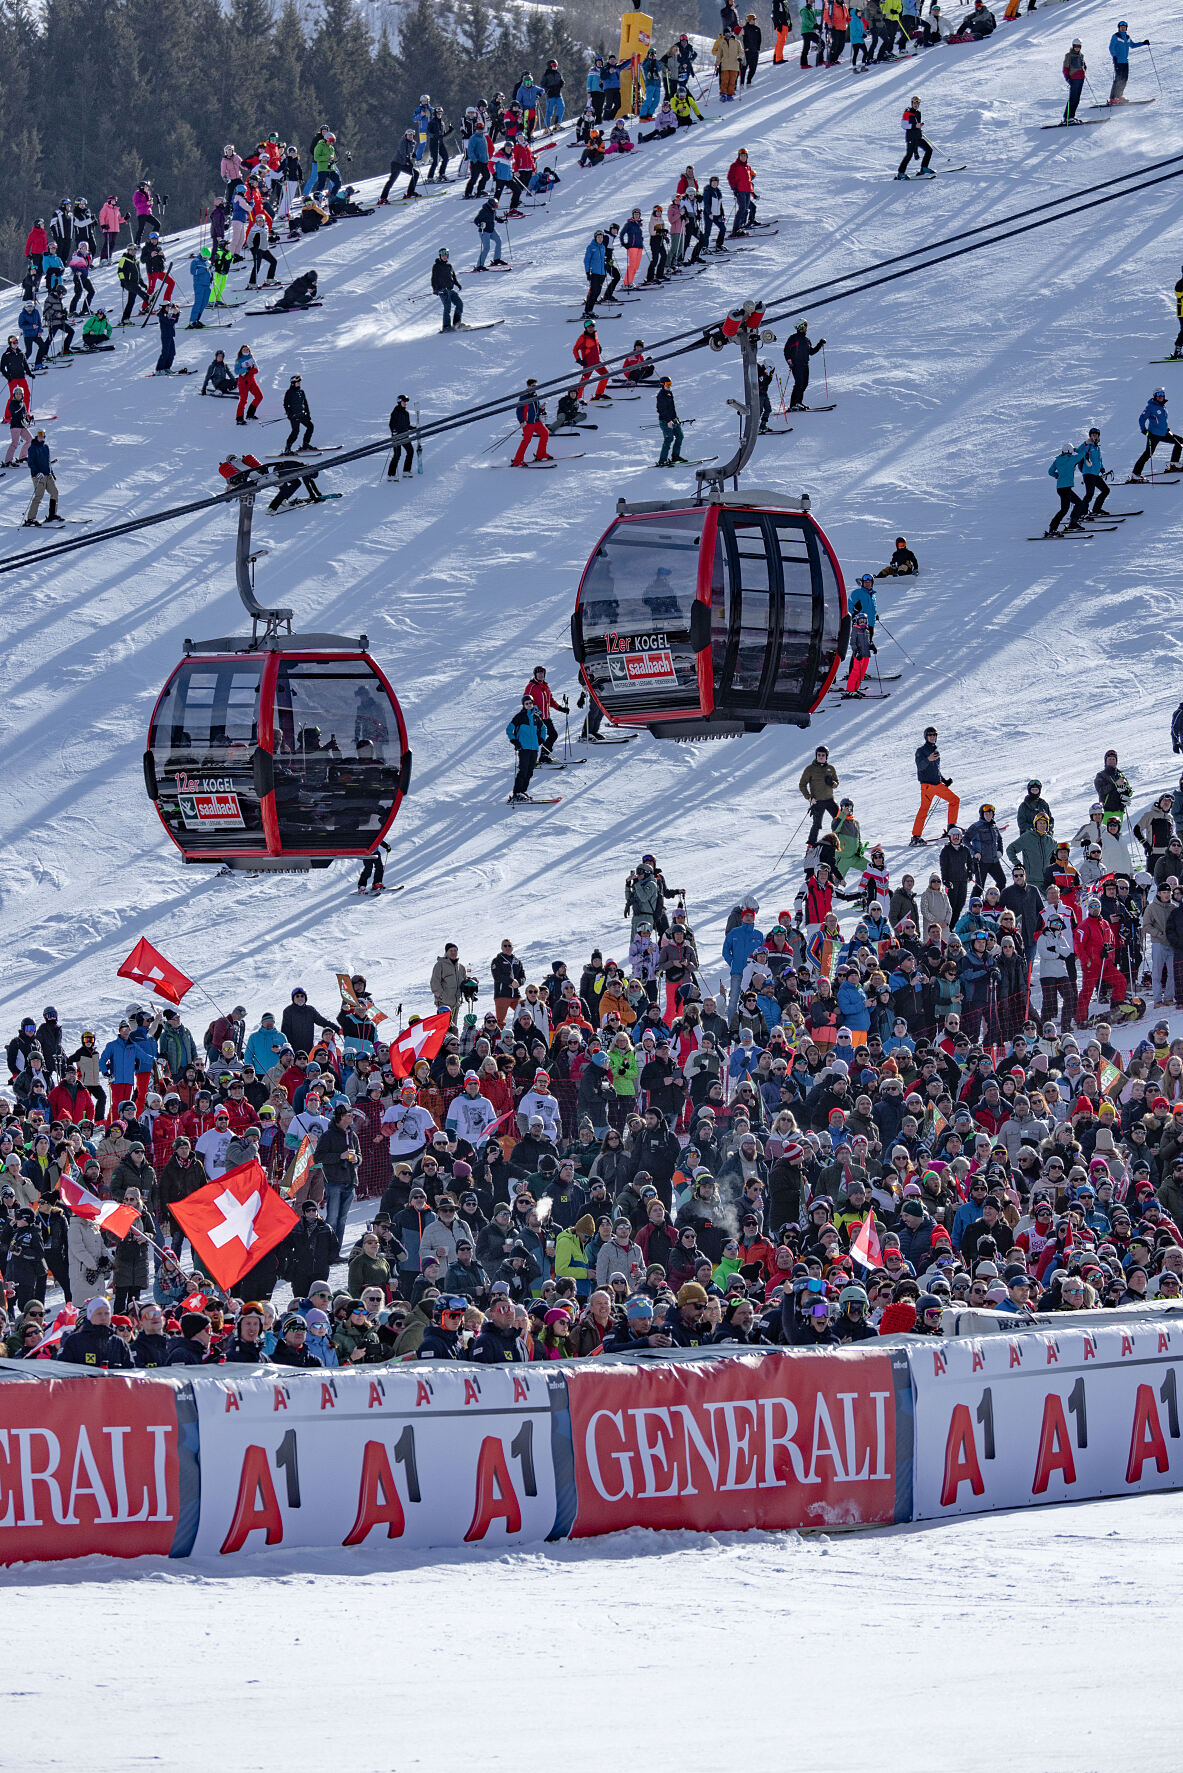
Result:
[1147, 43, 1164, 97]
[769, 802, 812, 877]
[822, 344, 829, 399]
[874, 616, 919, 667]
[1083, 72, 1103, 109]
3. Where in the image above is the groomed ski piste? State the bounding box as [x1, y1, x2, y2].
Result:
[2, 0, 1183, 1763]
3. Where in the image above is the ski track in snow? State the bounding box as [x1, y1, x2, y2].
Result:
[1, 1491, 1182, 1768]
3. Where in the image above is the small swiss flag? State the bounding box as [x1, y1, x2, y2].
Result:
[168, 1158, 299, 1292]
[387, 1010, 454, 1079]
[117, 937, 194, 1006]
[58, 1174, 142, 1241]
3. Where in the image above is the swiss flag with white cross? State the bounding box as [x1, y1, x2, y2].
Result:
[168, 1159, 299, 1292]
[386, 1011, 454, 1079]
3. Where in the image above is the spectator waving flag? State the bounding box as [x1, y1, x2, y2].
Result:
[117, 936, 194, 1005]
[850, 1210, 882, 1270]
[386, 1010, 454, 1079]
[58, 1174, 142, 1240]
[30, 1304, 78, 1358]
[168, 1157, 299, 1291]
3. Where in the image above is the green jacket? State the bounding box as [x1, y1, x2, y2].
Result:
[832, 811, 867, 880]
[801, 2, 819, 28]
[83, 313, 112, 342]
[348, 1251, 392, 1296]
[554, 1227, 590, 1282]
[334, 1322, 381, 1364]
[1006, 825, 1056, 888]
[314, 137, 336, 172]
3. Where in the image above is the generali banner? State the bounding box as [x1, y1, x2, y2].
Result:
[564, 1348, 913, 1536]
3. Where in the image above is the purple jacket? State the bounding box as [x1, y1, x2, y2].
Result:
[133, 187, 154, 217]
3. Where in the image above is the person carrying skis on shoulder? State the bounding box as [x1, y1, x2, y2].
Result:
[897, 98, 934, 178]
[1045, 441, 1087, 533]
[1130, 388, 1182, 481]
[513, 380, 552, 467]
[573, 318, 609, 401]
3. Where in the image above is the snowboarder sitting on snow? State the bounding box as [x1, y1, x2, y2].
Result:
[274, 270, 318, 311]
[951, 0, 995, 36]
[877, 536, 918, 577]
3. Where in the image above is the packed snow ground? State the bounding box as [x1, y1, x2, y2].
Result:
[2, 1492, 1181, 1770]
[3, 1, 1183, 1732]
[3, 0, 1183, 1033]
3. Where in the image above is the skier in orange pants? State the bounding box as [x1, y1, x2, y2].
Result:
[911, 725, 960, 844]
[512, 380, 552, 466]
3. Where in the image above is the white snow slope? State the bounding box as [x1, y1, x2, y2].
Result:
[3, 1494, 1183, 1771]
[3, 0, 1183, 1029]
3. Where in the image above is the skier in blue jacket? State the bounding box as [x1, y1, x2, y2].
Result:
[1076, 425, 1110, 518]
[723, 908, 765, 1020]
[1044, 443, 1085, 534]
[187, 250, 212, 329]
[1108, 21, 1150, 104]
[507, 696, 547, 803]
[1131, 389, 1182, 481]
[17, 301, 42, 355]
[583, 230, 607, 315]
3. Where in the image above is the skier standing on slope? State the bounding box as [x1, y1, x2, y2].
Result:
[431, 249, 464, 331]
[234, 345, 263, 424]
[1130, 388, 1182, 481]
[1062, 42, 1088, 124]
[897, 98, 934, 178]
[388, 394, 415, 479]
[524, 665, 569, 763]
[783, 320, 826, 411]
[911, 726, 959, 845]
[22, 429, 60, 527]
[507, 695, 547, 802]
[844, 613, 874, 697]
[210, 240, 233, 310]
[656, 376, 687, 467]
[117, 245, 143, 325]
[1108, 20, 1150, 104]
[573, 319, 609, 401]
[1076, 426, 1111, 519]
[473, 194, 505, 268]
[513, 381, 552, 467]
[188, 249, 212, 329]
[155, 302, 179, 375]
[1170, 263, 1183, 359]
[1044, 442, 1087, 534]
[583, 230, 607, 316]
[283, 375, 313, 450]
[379, 131, 421, 204]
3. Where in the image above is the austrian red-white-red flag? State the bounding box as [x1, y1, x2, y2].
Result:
[168, 1158, 299, 1291]
[58, 1174, 142, 1240]
[387, 1011, 454, 1079]
[850, 1210, 883, 1271]
[117, 937, 194, 1006]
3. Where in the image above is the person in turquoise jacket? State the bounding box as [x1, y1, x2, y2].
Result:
[1044, 443, 1085, 535]
[245, 1015, 286, 1074]
[723, 909, 765, 1021]
[836, 975, 871, 1033]
[1132, 389, 1183, 480]
[507, 697, 546, 802]
[1076, 425, 1110, 519]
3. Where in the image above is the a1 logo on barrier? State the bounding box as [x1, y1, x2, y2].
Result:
[190, 1366, 560, 1557]
[911, 1321, 1183, 1519]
